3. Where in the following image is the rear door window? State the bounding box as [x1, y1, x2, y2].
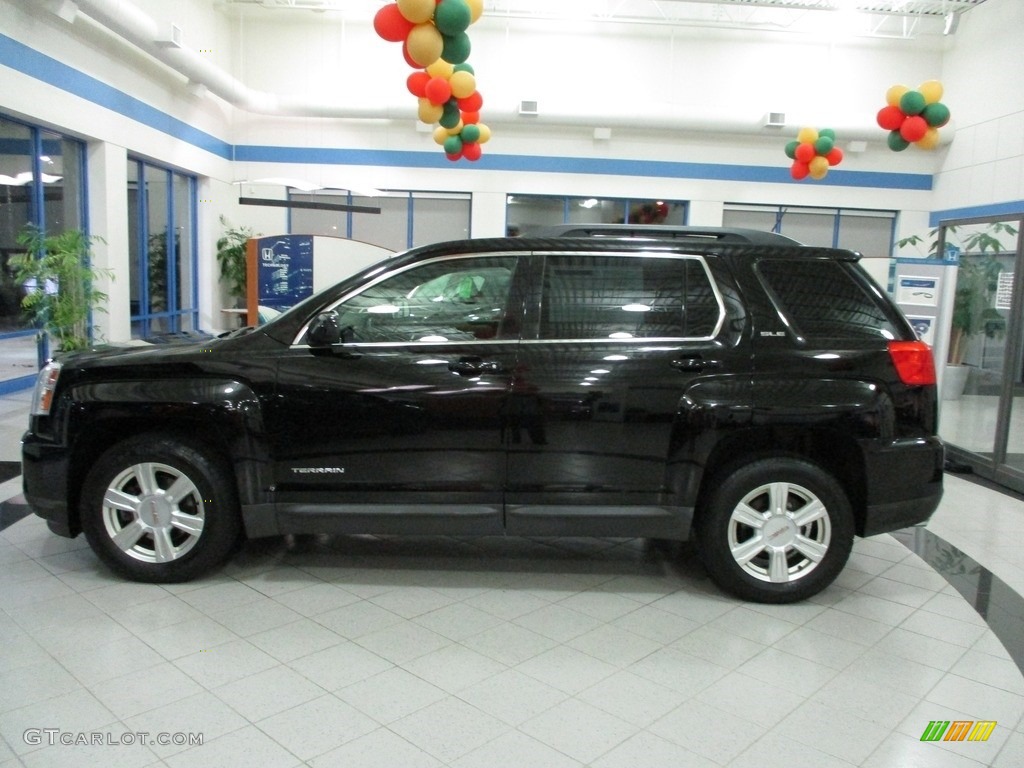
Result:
[539, 253, 723, 340]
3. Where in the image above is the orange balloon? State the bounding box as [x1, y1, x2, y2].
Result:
[406, 24, 443, 68]
[916, 127, 941, 150]
[397, 0, 435, 24]
[417, 98, 443, 124]
[886, 84, 909, 107]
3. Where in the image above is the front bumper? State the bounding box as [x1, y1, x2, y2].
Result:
[21, 431, 75, 538]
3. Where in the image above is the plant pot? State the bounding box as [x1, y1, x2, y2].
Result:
[942, 364, 970, 401]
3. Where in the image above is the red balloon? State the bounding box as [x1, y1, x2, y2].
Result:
[457, 91, 483, 112]
[401, 42, 419, 68]
[446, 150, 463, 161]
[461, 110, 480, 124]
[407, 71, 430, 98]
[425, 76, 452, 105]
[374, 4, 413, 42]
[463, 142, 482, 161]
[794, 142, 816, 163]
[826, 147, 844, 166]
[876, 105, 905, 131]
[900, 115, 928, 142]
[791, 161, 810, 180]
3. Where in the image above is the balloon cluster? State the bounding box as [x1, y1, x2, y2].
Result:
[373, 0, 491, 162]
[784, 127, 844, 181]
[876, 80, 950, 151]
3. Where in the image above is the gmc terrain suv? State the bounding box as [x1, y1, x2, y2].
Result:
[21, 227, 944, 602]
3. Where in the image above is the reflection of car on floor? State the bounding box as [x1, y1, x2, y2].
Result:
[22, 226, 944, 603]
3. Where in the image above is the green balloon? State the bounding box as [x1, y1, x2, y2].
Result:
[814, 136, 834, 154]
[453, 62, 475, 75]
[784, 140, 799, 159]
[887, 130, 910, 152]
[443, 135, 463, 155]
[441, 32, 471, 64]
[435, 0, 472, 36]
[439, 101, 461, 128]
[899, 90, 926, 116]
[462, 124, 481, 143]
[922, 102, 951, 127]
[819, 128, 836, 140]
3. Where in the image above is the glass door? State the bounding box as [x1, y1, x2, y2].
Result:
[938, 215, 1024, 492]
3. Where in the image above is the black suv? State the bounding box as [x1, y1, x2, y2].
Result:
[21, 227, 944, 602]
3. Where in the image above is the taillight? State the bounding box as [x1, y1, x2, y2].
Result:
[888, 340, 936, 386]
[31, 361, 62, 415]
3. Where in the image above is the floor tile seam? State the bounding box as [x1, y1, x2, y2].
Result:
[892, 527, 1024, 677]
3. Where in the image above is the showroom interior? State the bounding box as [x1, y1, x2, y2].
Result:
[1, 0, 1023, 766]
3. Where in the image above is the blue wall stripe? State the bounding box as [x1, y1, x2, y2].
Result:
[4, 31, 932, 191]
[930, 200, 1024, 226]
[234, 145, 932, 189]
[0, 33, 231, 159]
[0, 374, 35, 395]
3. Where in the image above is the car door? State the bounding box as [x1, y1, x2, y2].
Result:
[505, 249, 749, 538]
[265, 252, 526, 536]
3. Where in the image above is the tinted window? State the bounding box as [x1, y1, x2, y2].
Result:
[540, 254, 721, 340]
[757, 259, 899, 340]
[327, 256, 518, 343]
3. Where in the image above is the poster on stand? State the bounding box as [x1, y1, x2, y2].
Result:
[896, 276, 939, 307]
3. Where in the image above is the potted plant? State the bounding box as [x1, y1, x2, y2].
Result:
[11, 224, 112, 354]
[901, 222, 1016, 398]
[216, 215, 256, 307]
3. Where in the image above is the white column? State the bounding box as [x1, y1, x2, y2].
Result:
[86, 141, 131, 343]
[471, 192, 509, 238]
[688, 200, 725, 227]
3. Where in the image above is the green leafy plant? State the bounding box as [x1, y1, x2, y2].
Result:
[898, 222, 1016, 364]
[216, 216, 256, 305]
[11, 225, 113, 353]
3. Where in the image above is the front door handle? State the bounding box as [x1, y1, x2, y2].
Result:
[449, 357, 504, 375]
[670, 356, 720, 373]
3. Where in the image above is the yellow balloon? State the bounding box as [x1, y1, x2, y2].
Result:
[406, 23, 443, 68]
[449, 70, 477, 99]
[476, 123, 491, 143]
[426, 59, 454, 79]
[919, 79, 944, 104]
[418, 98, 443, 124]
[796, 127, 818, 144]
[432, 126, 449, 145]
[916, 127, 941, 150]
[886, 84, 909, 107]
[466, 0, 483, 23]
[809, 156, 829, 180]
[397, 0, 435, 24]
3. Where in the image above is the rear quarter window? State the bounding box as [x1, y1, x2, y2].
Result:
[756, 258, 902, 341]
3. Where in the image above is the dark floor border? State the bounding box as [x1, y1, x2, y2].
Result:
[891, 525, 1024, 675]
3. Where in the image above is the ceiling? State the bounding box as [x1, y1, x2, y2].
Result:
[218, 0, 990, 39]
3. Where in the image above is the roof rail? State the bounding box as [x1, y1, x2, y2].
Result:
[527, 224, 802, 246]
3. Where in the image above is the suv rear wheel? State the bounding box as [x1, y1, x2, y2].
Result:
[697, 457, 854, 603]
[80, 436, 242, 582]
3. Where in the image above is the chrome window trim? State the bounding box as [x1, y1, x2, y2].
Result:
[290, 249, 727, 347]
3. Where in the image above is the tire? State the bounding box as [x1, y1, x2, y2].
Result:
[696, 457, 854, 603]
[80, 435, 242, 583]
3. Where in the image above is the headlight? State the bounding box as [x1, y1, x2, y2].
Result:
[31, 361, 62, 416]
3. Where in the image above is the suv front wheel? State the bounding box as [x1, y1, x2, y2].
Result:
[80, 435, 242, 583]
[697, 457, 854, 603]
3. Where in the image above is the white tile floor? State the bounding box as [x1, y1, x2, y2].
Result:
[1, 390, 1023, 768]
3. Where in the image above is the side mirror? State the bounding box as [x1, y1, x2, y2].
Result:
[306, 311, 341, 348]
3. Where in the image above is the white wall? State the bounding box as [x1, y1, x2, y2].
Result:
[2, 0, 1021, 338]
[931, 0, 1024, 215]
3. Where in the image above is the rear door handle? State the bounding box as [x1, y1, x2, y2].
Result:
[670, 356, 720, 373]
